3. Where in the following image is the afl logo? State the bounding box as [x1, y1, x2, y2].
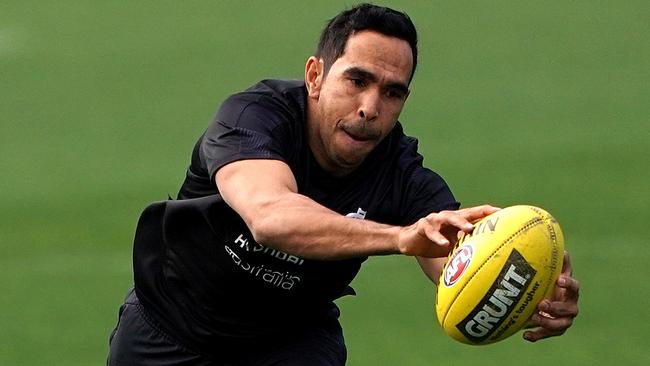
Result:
[444, 245, 473, 287]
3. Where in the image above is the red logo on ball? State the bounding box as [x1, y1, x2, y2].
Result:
[444, 245, 473, 287]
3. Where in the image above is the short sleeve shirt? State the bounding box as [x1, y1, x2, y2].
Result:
[178, 79, 458, 224]
[136, 79, 459, 355]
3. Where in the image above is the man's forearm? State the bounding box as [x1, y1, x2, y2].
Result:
[216, 159, 485, 261]
[247, 192, 402, 260]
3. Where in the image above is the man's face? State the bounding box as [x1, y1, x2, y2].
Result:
[306, 30, 413, 176]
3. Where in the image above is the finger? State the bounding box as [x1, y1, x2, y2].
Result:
[456, 205, 501, 223]
[523, 312, 573, 343]
[528, 312, 573, 334]
[561, 250, 573, 276]
[423, 225, 452, 246]
[523, 318, 537, 329]
[539, 298, 579, 318]
[427, 211, 474, 233]
[557, 275, 580, 301]
[523, 327, 563, 343]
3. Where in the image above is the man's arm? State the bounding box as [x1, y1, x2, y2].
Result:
[216, 159, 497, 260]
[415, 257, 447, 285]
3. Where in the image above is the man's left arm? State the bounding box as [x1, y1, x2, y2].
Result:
[416, 255, 446, 286]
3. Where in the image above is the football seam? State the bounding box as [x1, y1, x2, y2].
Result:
[538, 217, 561, 300]
[529, 206, 562, 298]
[442, 214, 545, 326]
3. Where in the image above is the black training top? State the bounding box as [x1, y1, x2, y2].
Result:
[133, 79, 459, 358]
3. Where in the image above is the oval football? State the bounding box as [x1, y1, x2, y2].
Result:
[435, 205, 564, 345]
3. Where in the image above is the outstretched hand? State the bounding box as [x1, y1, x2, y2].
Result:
[398, 205, 500, 258]
[524, 251, 580, 342]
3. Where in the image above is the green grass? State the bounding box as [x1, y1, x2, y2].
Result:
[1, 1, 648, 364]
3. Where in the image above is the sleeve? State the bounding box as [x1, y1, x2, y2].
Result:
[395, 138, 460, 225]
[199, 95, 295, 183]
[400, 166, 460, 225]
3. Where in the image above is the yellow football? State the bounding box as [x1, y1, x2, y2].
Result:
[435, 205, 564, 345]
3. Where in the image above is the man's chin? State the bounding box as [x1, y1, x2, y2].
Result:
[333, 152, 368, 172]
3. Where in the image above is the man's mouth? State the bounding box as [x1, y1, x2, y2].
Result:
[345, 130, 372, 142]
[340, 125, 379, 143]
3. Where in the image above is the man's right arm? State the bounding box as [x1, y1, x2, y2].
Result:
[216, 158, 497, 261]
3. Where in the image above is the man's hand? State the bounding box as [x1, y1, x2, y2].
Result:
[524, 251, 580, 342]
[400, 205, 500, 258]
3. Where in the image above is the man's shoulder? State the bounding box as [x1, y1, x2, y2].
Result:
[244, 79, 305, 95]
[231, 79, 306, 106]
[218, 79, 307, 122]
[382, 122, 423, 166]
[382, 123, 451, 190]
[379, 124, 459, 221]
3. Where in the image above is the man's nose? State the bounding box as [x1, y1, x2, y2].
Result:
[357, 91, 380, 121]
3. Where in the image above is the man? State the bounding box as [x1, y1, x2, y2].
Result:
[108, 4, 579, 365]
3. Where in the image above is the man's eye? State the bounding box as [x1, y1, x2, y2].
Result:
[350, 78, 365, 87]
[386, 89, 404, 99]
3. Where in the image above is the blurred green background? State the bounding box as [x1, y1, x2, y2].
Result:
[1, 1, 648, 365]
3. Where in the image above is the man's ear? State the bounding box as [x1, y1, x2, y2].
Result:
[305, 56, 324, 98]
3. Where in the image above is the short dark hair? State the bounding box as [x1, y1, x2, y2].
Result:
[315, 3, 418, 82]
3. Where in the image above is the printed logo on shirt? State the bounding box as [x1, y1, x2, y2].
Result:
[346, 207, 367, 220]
[225, 245, 301, 290]
[226, 234, 305, 291]
[234, 234, 304, 265]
